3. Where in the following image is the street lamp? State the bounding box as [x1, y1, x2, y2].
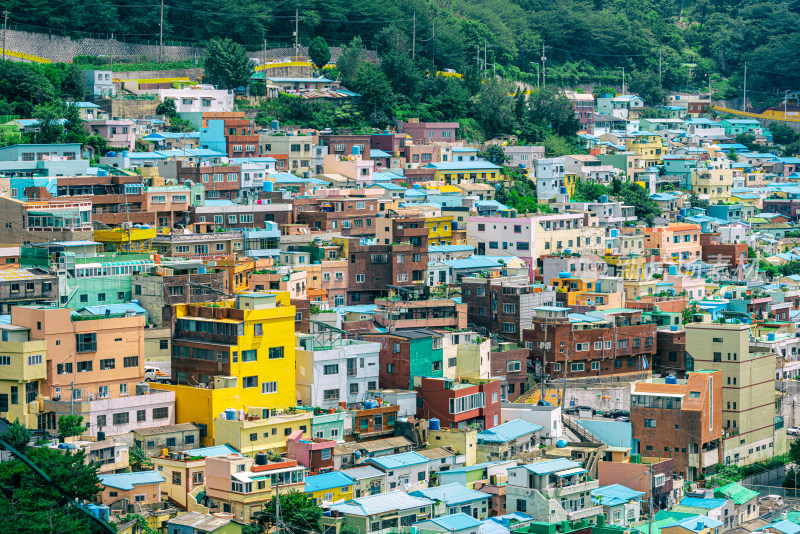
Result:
[619, 67, 625, 95]
[530, 62, 540, 90]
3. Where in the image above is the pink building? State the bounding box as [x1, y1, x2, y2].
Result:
[87, 119, 137, 151]
[285, 430, 337, 475]
[566, 92, 595, 130]
[644, 223, 702, 262]
[401, 120, 459, 145]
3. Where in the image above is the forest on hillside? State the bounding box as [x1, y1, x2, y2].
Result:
[2, 0, 800, 100]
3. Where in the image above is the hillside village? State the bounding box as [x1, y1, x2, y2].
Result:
[4, 31, 800, 534]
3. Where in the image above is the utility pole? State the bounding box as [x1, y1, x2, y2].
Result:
[275, 477, 282, 534]
[541, 41, 547, 87]
[158, 0, 164, 64]
[70, 380, 75, 415]
[743, 62, 747, 112]
[658, 46, 662, 88]
[484, 40, 487, 75]
[648, 465, 655, 534]
[539, 317, 549, 403]
[476, 45, 480, 70]
[2, 11, 8, 62]
[620, 67, 625, 95]
[294, 9, 299, 60]
[412, 12, 416, 60]
[560, 349, 569, 410]
[109, 33, 114, 72]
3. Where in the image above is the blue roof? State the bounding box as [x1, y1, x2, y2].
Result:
[443, 257, 505, 270]
[411, 483, 490, 505]
[418, 513, 482, 531]
[574, 419, 633, 448]
[369, 451, 429, 469]
[370, 149, 391, 158]
[666, 516, 724, 532]
[368, 182, 406, 191]
[678, 497, 728, 509]
[741, 153, 780, 160]
[144, 132, 200, 139]
[477, 419, 543, 443]
[651, 193, 677, 201]
[780, 157, 800, 164]
[99, 470, 165, 490]
[182, 444, 243, 458]
[592, 484, 645, 506]
[442, 461, 509, 475]
[155, 148, 226, 158]
[755, 521, 800, 534]
[67, 101, 101, 109]
[267, 77, 333, 83]
[304, 471, 355, 493]
[521, 458, 582, 474]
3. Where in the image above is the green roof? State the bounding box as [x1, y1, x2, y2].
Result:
[714, 482, 759, 505]
[672, 505, 709, 516]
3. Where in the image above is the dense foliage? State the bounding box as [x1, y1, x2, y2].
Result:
[4, 0, 799, 99]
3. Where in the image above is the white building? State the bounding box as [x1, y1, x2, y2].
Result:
[535, 157, 565, 200]
[367, 451, 431, 492]
[296, 336, 381, 409]
[506, 458, 602, 522]
[591, 484, 644, 527]
[158, 85, 234, 113]
[500, 403, 563, 445]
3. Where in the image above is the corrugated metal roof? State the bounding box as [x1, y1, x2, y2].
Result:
[328, 490, 433, 516]
[420, 513, 482, 531]
[520, 458, 581, 475]
[411, 483, 490, 505]
[99, 470, 165, 490]
[714, 482, 759, 505]
[368, 451, 429, 469]
[341, 466, 385, 480]
[756, 520, 800, 534]
[304, 471, 355, 493]
[678, 496, 728, 509]
[181, 444, 242, 458]
[591, 484, 645, 506]
[477, 419, 543, 443]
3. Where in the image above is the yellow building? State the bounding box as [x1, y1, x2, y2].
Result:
[151, 453, 209, 509]
[693, 168, 734, 204]
[625, 133, 665, 167]
[94, 227, 157, 253]
[550, 275, 594, 306]
[426, 162, 502, 184]
[564, 173, 578, 197]
[155, 292, 297, 445]
[427, 428, 478, 465]
[213, 408, 313, 456]
[304, 470, 355, 505]
[425, 216, 457, 246]
[0, 323, 47, 428]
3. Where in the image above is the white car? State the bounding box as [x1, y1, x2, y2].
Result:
[787, 427, 800, 436]
[759, 495, 784, 508]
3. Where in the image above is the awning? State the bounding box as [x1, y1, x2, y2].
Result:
[28, 209, 80, 217]
[556, 468, 587, 477]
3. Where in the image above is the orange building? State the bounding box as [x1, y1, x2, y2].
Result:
[643, 223, 702, 262]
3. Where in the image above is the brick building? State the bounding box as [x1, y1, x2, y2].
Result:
[631, 370, 722, 482]
[363, 328, 444, 391]
[523, 307, 657, 379]
[292, 197, 378, 237]
[700, 233, 748, 275]
[488, 343, 530, 401]
[653, 328, 687, 378]
[176, 163, 240, 200]
[415, 376, 502, 430]
[461, 275, 556, 342]
[400, 120, 459, 145]
[320, 134, 372, 159]
[335, 215, 427, 305]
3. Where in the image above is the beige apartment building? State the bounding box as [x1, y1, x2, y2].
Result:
[686, 322, 787, 465]
[258, 133, 316, 173]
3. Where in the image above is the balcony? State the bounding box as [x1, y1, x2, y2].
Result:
[703, 448, 720, 467]
[554, 479, 599, 497]
[567, 504, 604, 521]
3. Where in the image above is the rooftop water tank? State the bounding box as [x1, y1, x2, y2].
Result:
[600, 195, 609, 203]
[271, 120, 280, 130]
[352, 145, 360, 155]
[558, 271, 571, 278]
[768, 332, 776, 341]
[560, 186, 567, 194]
[669, 325, 678, 331]
[363, 400, 377, 409]
[225, 408, 237, 420]
[665, 376, 678, 384]
[130, 299, 139, 306]
[106, 151, 117, 157]
[430, 418, 441, 431]
[255, 452, 269, 465]
[556, 439, 569, 448]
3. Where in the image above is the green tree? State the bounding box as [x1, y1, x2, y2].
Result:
[0, 420, 31, 454]
[156, 97, 178, 119]
[204, 37, 255, 90]
[688, 194, 710, 210]
[0, 446, 101, 533]
[789, 437, 800, 466]
[129, 446, 151, 471]
[381, 50, 421, 98]
[479, 145, 509, 165]
[85, 134, 110, 161]
[337, 36, 366, 87]
[473, 78, 515, 139]
[168, 118, 195, 133]
[525, 86, 582, 137]
[772, 123, 798, 146]
[253, 491, 323, 533]
[32, 101, 67, 144]
[682, 303, 700, 325]
[63, 102, 88, 144]
[613, 180, 660, 225]
[58, 415, 87, 438]
[627, 69, 665, 106]
[572, 179, 609, 202]
[352, 63, 394, 127]
[308, 36, 331, 70]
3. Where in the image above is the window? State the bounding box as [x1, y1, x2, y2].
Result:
[449, 392, 485, 414]
[269, 346, 284, 359]
[242, 350, 257, 362]
[591, 361, 600, 370]
[112, 412, 129, 425]
[153, 407, 169, 420]
[502, 303, 516, 314]
[324, 389, 339, 401]
[99, 358, 115, 370]
[57, 363, 72, 374]
[137, 410, 146, 422]
[323, 364, 339, 375]
[77, 360, 92, 373]
[571, 363, 585, 372]
[243, 376, 258, 388]
[644, 419, 657, 428]
[262, 381, 277, 394]
[76, 333, 97, 353]
[507, 361, 521, 372]
[192, 471, 202, 484]
[123, 356, 138, 368]
[356, 274, 365, 283]
[27, 354, 42, 366]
